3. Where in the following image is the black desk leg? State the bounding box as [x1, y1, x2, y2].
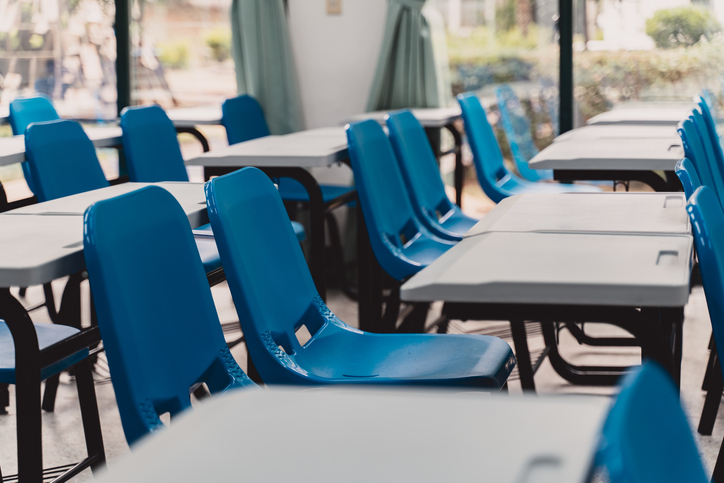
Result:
[0, 288, 43, 483]
[444, 123, 465, 208]
[356, 208, 384, 333]
[510, 320, 536, 392]
[175, 127, 210, 152]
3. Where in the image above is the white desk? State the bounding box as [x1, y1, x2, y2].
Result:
[587, 105, 691, 126]
[464, 193, 690, 238]
[0, 125, 123, 167]
[97, 388, 609, 483]
[0, 182, 207, 287]
[554, 124, 678, 143]
[185, 127, 348, 169]
[529, 138, 684, 191]
[530, 139, 683, 172]
[401, 230, 692, 390]
[402, 232, 692, 307]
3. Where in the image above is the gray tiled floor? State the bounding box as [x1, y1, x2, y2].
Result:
[0, 278, 719, 480]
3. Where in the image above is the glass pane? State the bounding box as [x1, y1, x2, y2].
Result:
[429, 0, 560, 213]
[573, 0, 723, 125]
[0, 0, 118, 120]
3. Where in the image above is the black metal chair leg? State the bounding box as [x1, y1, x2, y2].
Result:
[41, 375, 60, 412]
[397, 303, 429, 334]
[704, 334, 717, 391]
[246, 353, 263, 385]
[74, 358, 106, 474]
[700, 351, 723, 435]
[510, 320, 536, 392]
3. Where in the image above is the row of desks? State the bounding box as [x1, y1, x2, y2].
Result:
[0, 102, 696, 482]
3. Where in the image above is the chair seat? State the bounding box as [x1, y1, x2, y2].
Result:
[400, 235, 454, 270]
[0, 321, 88, 384]
[194, 220, 306, 274]
[277, 179, 353, 203]
[438, 208, 478, 237]
[294, 323, 515, 389]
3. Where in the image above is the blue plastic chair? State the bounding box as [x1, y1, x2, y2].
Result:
[596, 363, 708, 483]
[221, 95, 353, 205]
[386, 110, 477, 241]
[685, 185, 724, 482]
[25, 119, 109, 202]
[346, 120, 456, 281]
[84, 186, 256, 445]
[205, 167, 516, 388]
[120, 105, 304, 247]
[675, 158, 701, 200]
[9, 94, 61, 194]
[457, 93, 601, 203]
[678, 115, 724, 205]
[495, 84, 552, 182]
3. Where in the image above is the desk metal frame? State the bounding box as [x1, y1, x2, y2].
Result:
[443, 302, 684, 391]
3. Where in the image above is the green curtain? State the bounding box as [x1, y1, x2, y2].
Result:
[230, 0, 304, 134]
[366, 0, 453, 111]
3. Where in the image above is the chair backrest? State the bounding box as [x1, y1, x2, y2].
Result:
[597, 362, 708, 483]
[696, 98, 724, 180]
[221, 95, 271, 145]
[83, 186, 254, 445]
[494, 84, 542, 182]
[205, 167, 326, 374]
[386, 109, 455, 223]
[701, 88, 719, 121]
[678, 117, 724, 205]
[8, 94, 59, 135]
[675, 158, 701, 200]
[120, 105, 189, 182]
[24, 119, 109, 202]
[688, 186, 724, 401]
[457, 92, 512, 203]
[9, 94, 61, 194]
[346, 119, 438, 280]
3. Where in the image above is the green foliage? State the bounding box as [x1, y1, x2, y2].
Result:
[28, 34, 44, 49]
[447, 25, 540, 66]
[496, 0, 516, 32]
[204, 27, 231, 62]
[158, 40, 190, 69]
[645, 6, 721, 49]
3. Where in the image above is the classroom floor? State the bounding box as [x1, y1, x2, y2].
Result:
[0, 277, 718, 481]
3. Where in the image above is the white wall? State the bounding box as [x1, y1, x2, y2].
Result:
[287, 0, 387, 130]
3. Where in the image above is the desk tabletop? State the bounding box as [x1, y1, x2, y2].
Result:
[0, 182, 207, 287]
[340, 107, 462, 128]
[464, 193, 689, 238]
[185, 127, 348, 168]
[401, 232, 692, 307]
[554, 124, 679, 143]
[97, 388, 609, 483]
[529, 138, 684, 171]
[0, 125, 123, 167]
[587, 105, 691, 126]
[166, 106, 223, 127]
